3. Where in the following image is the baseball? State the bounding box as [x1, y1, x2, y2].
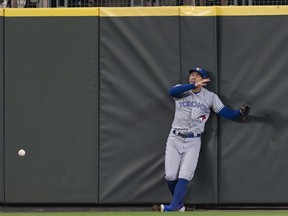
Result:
[18, 149, 26, 156]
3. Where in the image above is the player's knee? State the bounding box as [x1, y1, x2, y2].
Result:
[179, 172, 194, 181]
[164, 172, 178, 181]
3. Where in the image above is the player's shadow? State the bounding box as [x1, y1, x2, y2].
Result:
[230, 108, 287, 136]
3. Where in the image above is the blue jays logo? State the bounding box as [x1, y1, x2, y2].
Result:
[197, 115, 207, 123]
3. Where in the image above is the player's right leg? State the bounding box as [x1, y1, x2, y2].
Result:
[164, 137, 181, 182]
[162, 137, 185, 211]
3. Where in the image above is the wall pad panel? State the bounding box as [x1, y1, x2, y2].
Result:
[4, 14, 99, 203]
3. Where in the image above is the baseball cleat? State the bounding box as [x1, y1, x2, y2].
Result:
[152, 204, 185, 212]
[161, 204, 173, 212]
[176, 204, 185, 212]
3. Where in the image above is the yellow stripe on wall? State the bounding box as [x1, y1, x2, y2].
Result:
[217, 6, 288, 16]
[180, 6, 216, 16]
[3, 6, 288, 17]
[100, 7, 179, 17]
[4, 8, 99, 17]
[181, 6, 288, 16]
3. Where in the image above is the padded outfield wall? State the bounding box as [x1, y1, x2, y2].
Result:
[4, 9, 100, 204]
[1, 6, 288, 204]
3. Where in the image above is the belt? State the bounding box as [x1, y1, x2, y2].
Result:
[173, 130, 201, 138]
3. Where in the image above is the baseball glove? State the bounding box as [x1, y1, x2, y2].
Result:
[240, 103, 251, 121]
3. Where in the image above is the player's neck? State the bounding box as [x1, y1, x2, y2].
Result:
[192, 86, 202, 93]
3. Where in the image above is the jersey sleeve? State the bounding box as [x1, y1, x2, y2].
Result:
[169, 84, 195, 98]
[210, 92, 225, 113]
[218, 106, 241, 120]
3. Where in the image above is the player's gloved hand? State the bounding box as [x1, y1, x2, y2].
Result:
[240, 103, 251, 121]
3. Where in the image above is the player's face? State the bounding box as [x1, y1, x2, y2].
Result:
[189, 72, 203, 84]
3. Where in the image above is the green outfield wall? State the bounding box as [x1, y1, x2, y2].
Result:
[1, 6, 288, 205]
[4, 9, 99, 204]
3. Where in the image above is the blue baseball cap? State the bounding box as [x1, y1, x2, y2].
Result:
[189, 67, 207, 79]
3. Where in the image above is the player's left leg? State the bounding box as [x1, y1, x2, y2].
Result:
[178, 137, 201, 180]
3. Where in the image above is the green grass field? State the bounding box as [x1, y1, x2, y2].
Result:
[1, 211, 288, 216]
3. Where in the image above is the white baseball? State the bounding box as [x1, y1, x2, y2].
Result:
[18, 149, 26, 156]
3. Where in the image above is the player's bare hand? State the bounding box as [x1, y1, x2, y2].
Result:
[195, 78, 210, 87]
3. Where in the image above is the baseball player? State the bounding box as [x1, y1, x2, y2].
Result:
[153, 67, 250, 212]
